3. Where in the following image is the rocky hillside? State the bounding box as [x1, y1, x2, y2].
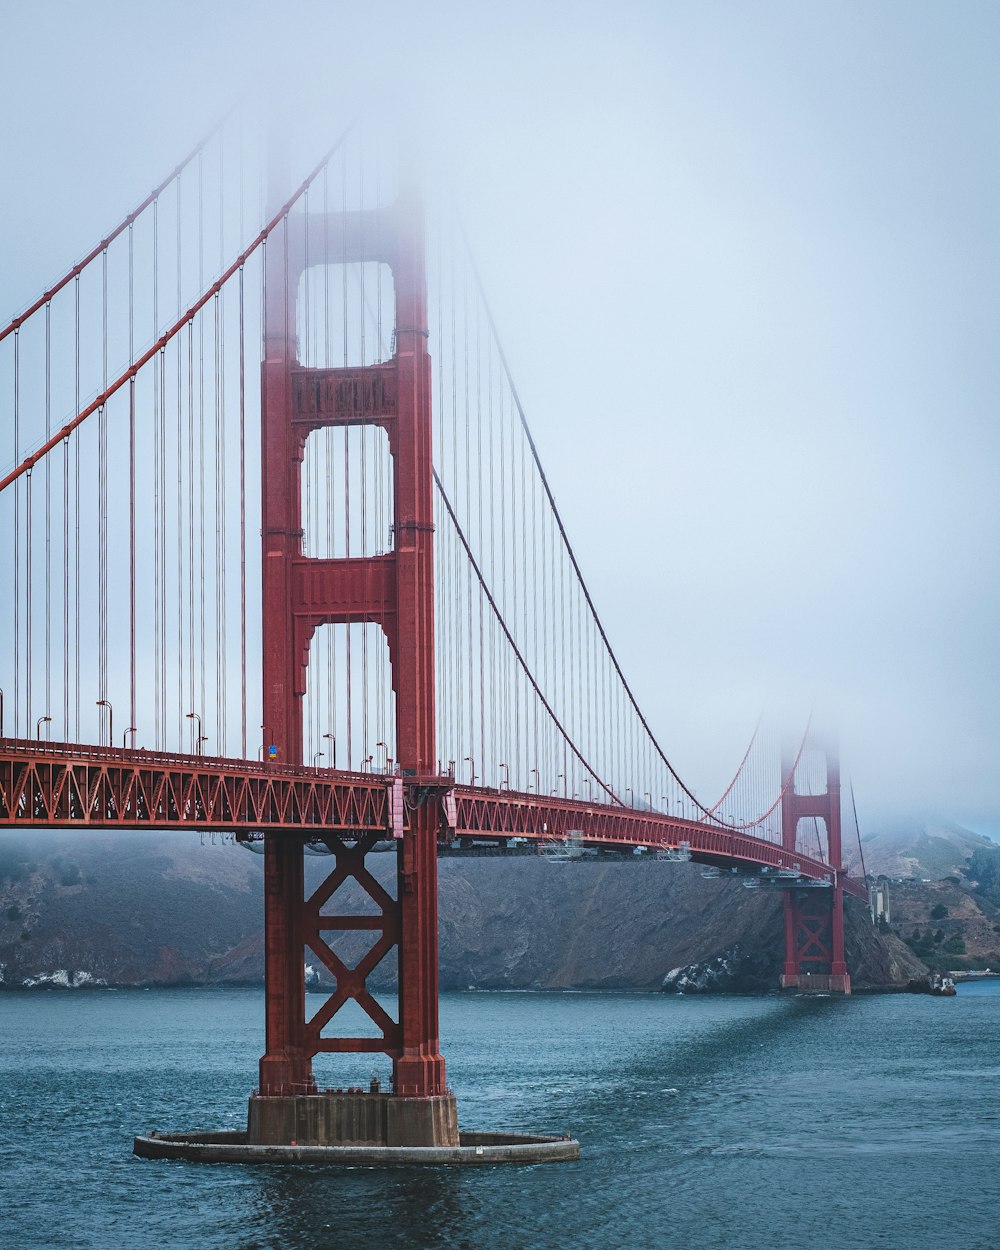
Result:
[850, 819, 996, 880]
[840, 818, 1000, 974]
[0, 830, 918, 992]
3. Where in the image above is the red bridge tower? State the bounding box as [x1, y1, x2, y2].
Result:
[251, 190, 457, 1146]
[780, 734, 851, 995]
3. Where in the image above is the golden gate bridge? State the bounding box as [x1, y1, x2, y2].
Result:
[0, 118, 868, 1160]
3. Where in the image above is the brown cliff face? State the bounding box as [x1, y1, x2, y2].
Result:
[0, 832, 920, 991]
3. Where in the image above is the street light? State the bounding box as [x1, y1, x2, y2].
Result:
[124, 727, 138, 749]
[322, 733, 336, 768]
[36, 715, 52, 740]
[498, 762, 509, 789]
[313, 751, 325, 767]
[528, 767, 539, 792]
[375, 741, 389, 773]
[626, 787, 634, 807]
[582, 778, 592, 802]
[186, 712, 203, 755]
[0, 687, 5, 737]
[96, 699, 113, 748]
[557, 772, 565, 798]
[464, 756, 476, 785]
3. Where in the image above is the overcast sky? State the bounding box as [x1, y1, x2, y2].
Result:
[2, 2, 998, 836]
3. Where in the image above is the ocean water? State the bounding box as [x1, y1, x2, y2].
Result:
[1, 984, 998, 1250]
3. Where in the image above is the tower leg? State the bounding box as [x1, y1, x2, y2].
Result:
[259, 836, 312, 1095]
[395, 801, 448, 1098]
[781, 891, 799, 988]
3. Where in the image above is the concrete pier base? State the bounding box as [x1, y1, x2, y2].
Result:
[134, 1129, 580, 1166]
[247, 1090, 460, 1148]
[781, 972, 852, 994]
[134, 1086, 579, 1165]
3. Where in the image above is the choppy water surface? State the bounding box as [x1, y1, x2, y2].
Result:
[1, 984, 998, 1250]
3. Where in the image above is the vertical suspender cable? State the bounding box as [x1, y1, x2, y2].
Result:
[475, 289, 485, 780]
[218, 135, 227, 754]
[198, 152, 207, 750]
[152, 204, 161, 748]
[99, 247, 109, 742]
[177, 176, 185, 749]
[186, 319, 194, 747]
[159, 345, 168, 748]
[129, 222, 136, 741]
[26, 463, 32, 731]
[359, 153, 369, 767]
[74, 279, 81, 741]
[215, 290, 224, 753]
[238, 263, 247, 757]
[63, 428, 69, 736]
[13, 329, 20, 732]
[463, 263, 472, 773]
[238, 126, 248, 758]
[323, 166, 335, 763]
[44, 302, 51, 735]
[341, 171, 352, 768]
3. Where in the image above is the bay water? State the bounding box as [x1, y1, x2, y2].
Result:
[1, 984, 998, 1249]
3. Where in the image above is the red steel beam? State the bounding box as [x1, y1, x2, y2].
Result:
[0, 738, 390, 834]
[0, 739, 867, 900]
[449, 785, 867, 899]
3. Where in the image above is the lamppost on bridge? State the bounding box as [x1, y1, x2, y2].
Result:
[0, 687, 5, 737]
[626, 787, 633, 807]
[464, 756, 476, 786]
[36, 715, 51, 741]
[96, 699, 113, 749]
[498, 762, 509, 789]
[124, 727, 138, 750]
[313, 751, 325, 768]
[186, 712, 203, 755]
[557, 773, 565, 798]
[644, 792, 651, 809]
[376, 741, 389, 773]
[322, 733, 336, 768]
[528, 767, 538, 792]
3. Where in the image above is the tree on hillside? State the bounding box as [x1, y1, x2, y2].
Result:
[965, 848, 1000, 905]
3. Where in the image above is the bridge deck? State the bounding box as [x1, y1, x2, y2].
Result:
[0, 739, 867, 899]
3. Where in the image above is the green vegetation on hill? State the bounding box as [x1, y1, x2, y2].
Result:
[965, 846, 1000, 906]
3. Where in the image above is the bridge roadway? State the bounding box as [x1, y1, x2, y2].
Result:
[0, 737, 867, 900]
